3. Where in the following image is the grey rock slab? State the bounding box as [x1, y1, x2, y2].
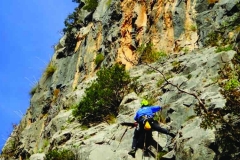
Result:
[29, 153, 46, 160]
[175, 117, 215, 160]
[162, 150, 175, 159]
[119, 92, 140, 115]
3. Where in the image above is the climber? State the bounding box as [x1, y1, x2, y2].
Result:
[128, 99, 175, 158]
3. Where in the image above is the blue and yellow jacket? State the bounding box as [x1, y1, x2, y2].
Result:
[134, 106, 161, 122]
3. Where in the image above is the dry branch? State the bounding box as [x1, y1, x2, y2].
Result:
[123, 53, 208, 114]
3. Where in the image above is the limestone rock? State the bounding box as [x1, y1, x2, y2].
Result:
[1, 0, 240, 159]
[29, 153, 45, 160]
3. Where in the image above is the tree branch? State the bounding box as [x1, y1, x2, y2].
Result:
[123, 53, 208, 114]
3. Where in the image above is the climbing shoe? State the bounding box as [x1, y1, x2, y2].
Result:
[128, 148, 136, 158]
[143, 149, 150, 157]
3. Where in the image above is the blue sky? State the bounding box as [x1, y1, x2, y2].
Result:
[0, 0, 78, 151]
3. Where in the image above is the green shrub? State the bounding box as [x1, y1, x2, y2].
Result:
[187, 74, 192, 79]
[106, 0, 112, 7]
[165, 73, 173, 80]
[62, 7, 81, 52]
[43, 139, 49, 149]
[46, 149, 75, 160]
[157, 151, 168, 159]
[204, 12, 240, 48]
[190, 24, 197, 31]
[29, 84, 38, 96]
[197, 52, 240, 159]
[157, 79, 165, 87]
[72, 0, 81, 3]
[137, 43, 166, 63]
[44, 63, 56, 78]
[171, 60, 181, 72]
[63, 6, 82, 32]
[72, 64, 131, 124]
[224, 78, 240, 91]
[186, 115, 196, 121]
[94, 53, 104, 66]
[145, 69, 155, 74]
[80, 125, 89, 130]
[83, 0, 98, 12]
[129, 77, 140, 93]
[156, 51, 168, 61]
[64, 13, 76, 31]
[106, 114, 116, 124]
[205, 31, 222, 46]
[216, 45, 233, 53]
[84, 135, 90, 140]
[182, 47, 189, 54]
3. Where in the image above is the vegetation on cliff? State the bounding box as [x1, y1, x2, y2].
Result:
[197, 8, 240, 158]
[198, 53, 240, 159]
[137, 42, 167, 63]
[2, 0, 240, 159]
[62, 0, 99, 52]
[46, 149, 75, 160]
[72, 64, 131, 125]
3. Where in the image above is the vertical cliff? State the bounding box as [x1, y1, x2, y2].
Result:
[1, 0, 240, 160]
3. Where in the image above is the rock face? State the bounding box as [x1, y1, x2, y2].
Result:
[1, 0, 240, 160]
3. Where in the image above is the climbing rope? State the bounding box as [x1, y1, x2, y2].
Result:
[114, 126, 129, 152]
[156, 132, 159, 160]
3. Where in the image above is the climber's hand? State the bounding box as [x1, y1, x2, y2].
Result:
[134, 122, 138, 127]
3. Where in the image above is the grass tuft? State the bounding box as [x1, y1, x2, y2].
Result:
[44, 62, 57, 78]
